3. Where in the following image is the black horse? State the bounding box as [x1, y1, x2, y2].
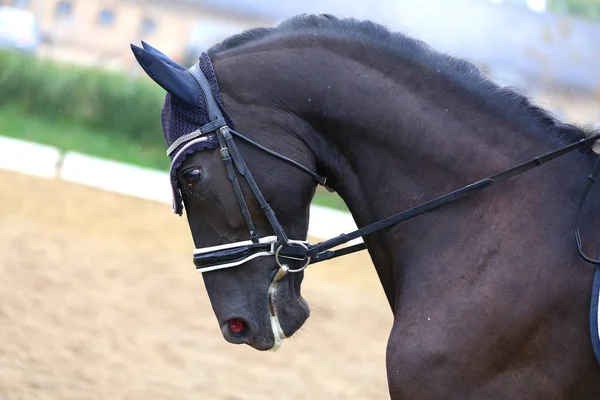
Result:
[132, 15, 600, 398]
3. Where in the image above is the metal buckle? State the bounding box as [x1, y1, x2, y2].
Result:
[275, 241, 311, 274]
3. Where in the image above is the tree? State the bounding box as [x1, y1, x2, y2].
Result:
[547, 0, 600, 20]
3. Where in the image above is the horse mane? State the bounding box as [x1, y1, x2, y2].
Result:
[208, 14, 598, 148]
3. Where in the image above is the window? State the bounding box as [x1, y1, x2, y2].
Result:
[97, 9, 115, 26]
[140, 17, 157, 35]
[12, 0, 30, 7]
[54, 1, 72, 19]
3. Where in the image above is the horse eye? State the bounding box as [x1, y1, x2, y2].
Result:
[184, 169, 202, 187]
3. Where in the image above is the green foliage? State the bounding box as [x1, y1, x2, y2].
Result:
[547, 0, 600, 20]
[0, 50, 167, 148]
[0, 105, 170, 171]
[0, 50, 350, 212]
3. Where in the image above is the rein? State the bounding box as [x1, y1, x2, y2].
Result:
[307, 134, 600, 264]
[173, 63, 600, 275]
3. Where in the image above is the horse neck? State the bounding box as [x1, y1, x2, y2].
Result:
[285, 41, 593, 309]
[215, 38, 594, 309]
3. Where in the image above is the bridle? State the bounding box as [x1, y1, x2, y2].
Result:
[170, 63, 600, 276]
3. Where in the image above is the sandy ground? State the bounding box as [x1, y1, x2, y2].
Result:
[0, 170, 393, 400]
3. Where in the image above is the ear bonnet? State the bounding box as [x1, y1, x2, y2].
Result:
[131, 42, 234, 215]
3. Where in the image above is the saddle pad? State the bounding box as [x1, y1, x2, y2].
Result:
[591, 265, 600, 366]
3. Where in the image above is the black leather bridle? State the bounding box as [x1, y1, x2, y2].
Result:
[171, 63, 600, 275]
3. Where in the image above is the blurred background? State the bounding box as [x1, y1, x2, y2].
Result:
[0, 1, 599, 399]
[1, 0, 600, 173]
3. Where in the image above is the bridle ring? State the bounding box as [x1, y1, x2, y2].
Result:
[275, 242, 311, 273]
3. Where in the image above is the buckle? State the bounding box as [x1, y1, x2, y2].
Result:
[275, 241, 311, 273]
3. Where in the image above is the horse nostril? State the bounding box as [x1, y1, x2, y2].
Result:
[228, 319, 247, 335]
[221, 318, 251, 345]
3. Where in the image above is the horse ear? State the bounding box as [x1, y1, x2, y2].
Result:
[130, 43, 199, 107]
[140, 41, 187, 71]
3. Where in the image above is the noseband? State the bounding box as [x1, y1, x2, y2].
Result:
[171, 62, 600, 276]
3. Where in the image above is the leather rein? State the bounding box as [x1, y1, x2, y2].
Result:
[172, 63, 600, 275]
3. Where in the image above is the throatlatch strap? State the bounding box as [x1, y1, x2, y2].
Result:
[229, 128, 329, 188]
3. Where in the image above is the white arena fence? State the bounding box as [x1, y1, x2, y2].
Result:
[0, 135, 362, 244]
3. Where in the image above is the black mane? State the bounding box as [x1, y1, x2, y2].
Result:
[209, 14, 595, 146]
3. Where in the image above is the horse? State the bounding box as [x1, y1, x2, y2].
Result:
[131, 14, 600, 399]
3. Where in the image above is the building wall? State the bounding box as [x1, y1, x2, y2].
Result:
[1, 0, 271, 69]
